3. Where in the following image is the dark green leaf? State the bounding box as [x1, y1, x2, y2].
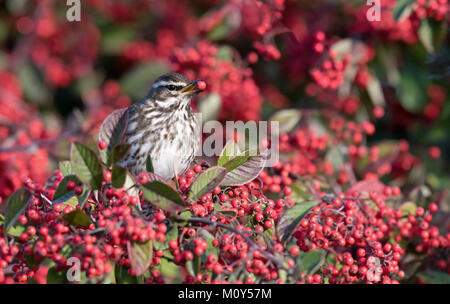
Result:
[185, 260, 196, 277]
[397, 65, 428, 113]
[53, 175, 80, 205]
[111, 165, 127, 188]
[61, 209, 91, 228]
[417, 270, 450, 284]
[70, 142, 103, 190]
[101, 26, 136, 55]
[142, 181, 184, 205]
[127, 240, 153, 276]
[110, 144, 130, 166]
[277, 200, 319, 243]
[140, 181, 184, 212]
[17, 61, 50, 104]
[298, 250, 323, 274]
[46, 267, 67, 284]
[188, 166, 227, 200]
[392, 0, 415, 21]
[115, 265, 138, 284]
[418, 18, 447, 54]
[146, 155, 154, 173]
[4, 188, 32, 234]
[154, 225, 178, 250]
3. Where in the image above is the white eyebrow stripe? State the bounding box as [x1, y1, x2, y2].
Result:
[152, 81, 188, 89]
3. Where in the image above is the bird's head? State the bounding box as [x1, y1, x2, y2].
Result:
[147, 72, 206, 107]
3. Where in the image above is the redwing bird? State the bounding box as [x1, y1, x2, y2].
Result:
[99, 72, 205, 180]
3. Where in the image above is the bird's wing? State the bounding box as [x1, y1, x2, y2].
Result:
[98, 108, 129, 150]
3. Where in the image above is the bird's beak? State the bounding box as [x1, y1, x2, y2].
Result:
[179, 80, 204, 94]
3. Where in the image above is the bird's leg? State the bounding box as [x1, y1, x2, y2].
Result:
[173, 154, 180, 190]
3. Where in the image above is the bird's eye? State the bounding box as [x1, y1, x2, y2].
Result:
[167, 85, 176, 91]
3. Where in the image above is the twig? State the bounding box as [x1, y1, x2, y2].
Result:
[180, 216, 284, 269]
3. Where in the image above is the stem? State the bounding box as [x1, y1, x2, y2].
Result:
[180, 216, 284, 270]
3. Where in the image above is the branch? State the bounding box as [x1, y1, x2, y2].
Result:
[179, 216, 284, 270]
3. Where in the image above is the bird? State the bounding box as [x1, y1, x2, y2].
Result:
[99, 72, 205, 181]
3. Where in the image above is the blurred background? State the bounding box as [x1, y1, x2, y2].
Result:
[0, 0, 449, 210]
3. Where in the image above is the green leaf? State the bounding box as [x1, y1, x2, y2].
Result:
[127, 240, 153, 276]
[154, 225, 178, 250]
[397, 66, 428, 113]
[115, 265, 138, 284]
[278, 269, 288, 282]
[53, 175, 80, 205]
[188, 166, 227, 200]
[417, 270, 450, 284]
[70, 142, 103, 190]
[110, 144, 130, 166]
[146, 156, 154, 173]
[46, 267, 67, 284]
[7, 224, 25, 237]
[4, 188, 32, 234]
[269, 109, 302, 135]
[120, 61, 170, 100]
[399, 201, 417, 216]
[140, 181, 184, 213]
[59, 161, 73, 176]
[221, 148, 270, 186]
[101, 26, 136, 55]
[111, 165, 127, 188]
[218, 141, 241, 166]
[17, 61, 50, 104]
[276, 200, 319, 243]
[392, 0, 415, 22]
[366, 73, 385, 107]
[223, 154, 250, 173]
[418, 18, 447, 54]
[325, 146, 345, 171]
[206, 12, 237, 41]
[61, 209, 91, 228]
[102, 263, 116, 284]
[185, 259, 197, 277]
[298, 250, 323, 274]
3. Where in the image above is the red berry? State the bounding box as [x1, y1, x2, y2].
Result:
[74, 186, 83, 196]
[67, 181, 76, 191]
[196, 80, 206, 91]
[136, 173, 148, 184]
[212, 263, 223, 274]
[98, 141, 108, 150]
[184, 251, 194, 261]
[429, 203, 438, 213]
[290, 246, 300, 256]
[416, 207, 425, 217]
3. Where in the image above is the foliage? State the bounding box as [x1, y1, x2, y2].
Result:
[0, 0, 449, 284]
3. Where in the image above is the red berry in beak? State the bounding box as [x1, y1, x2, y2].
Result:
[196, 80, 206, 91]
